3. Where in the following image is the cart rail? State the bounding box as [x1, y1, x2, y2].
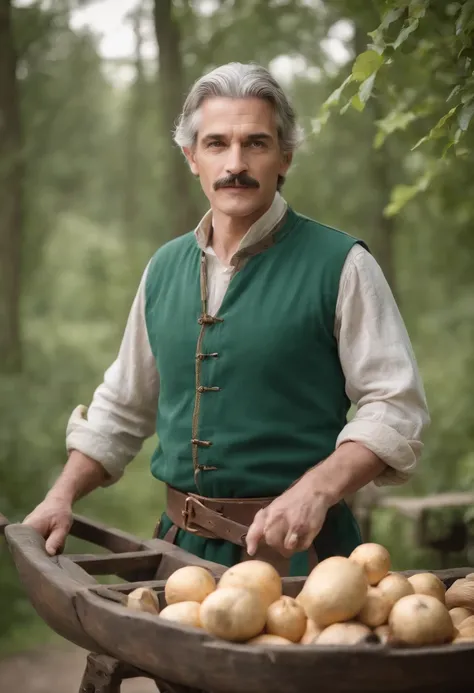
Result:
[2, 511, 474, 693]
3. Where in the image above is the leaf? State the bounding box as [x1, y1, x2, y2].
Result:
[340, 101, 352, 116]
[461, 91, 474, 104]
[384, 184, 419, 217]
[409, 0, 428, 20]
[456, 0, 474, 35]
[387, 162, 442, 216]
[446, 85, 462, 102]
[374, 130, 387, 149]
[367, 8, 404, 49]
[321, 74, 353, 111]
[392, 18, 420, 49]
[446, 2, 462, 17]
[359, 73, 377, 104]
[442, 128, 463, 158]
[352, 50, 384, 82]
[311, 113, 329, 134]
[434, 107, 458, 130]
[379, 7, 405, 30]
[351, 94, 365, 112]
[458, 100, 474, 130]
[378, 109, 418, 133]
[374, 109, 418, 148]
[411, 107, 458, 150]
[411, 134, 430, 150]
[315, 74, 355, 129]
[441, 140, 454, 159]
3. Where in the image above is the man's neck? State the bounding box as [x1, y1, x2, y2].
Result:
[210, 201, 273, 266]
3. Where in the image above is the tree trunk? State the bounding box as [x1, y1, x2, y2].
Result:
[123, 5, 144, 246]
[153, 0, 201, 237]
[0, 0, 23, 373]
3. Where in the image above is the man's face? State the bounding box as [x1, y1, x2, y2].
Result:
[183, 97, 292, 219]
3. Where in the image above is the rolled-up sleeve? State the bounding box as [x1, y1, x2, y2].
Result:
[334, 245, 430, 486]
[66, 262, 159, 485]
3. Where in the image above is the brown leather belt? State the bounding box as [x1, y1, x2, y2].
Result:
[162, 485, 318, 577]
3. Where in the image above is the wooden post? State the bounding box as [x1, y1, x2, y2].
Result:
[78, 652, 204, 693]
[78, 654, 124, 693]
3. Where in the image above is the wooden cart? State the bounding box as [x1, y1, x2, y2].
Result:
[1, 511, 474, 693]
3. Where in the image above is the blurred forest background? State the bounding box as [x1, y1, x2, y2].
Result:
[1, 0, 474, 657]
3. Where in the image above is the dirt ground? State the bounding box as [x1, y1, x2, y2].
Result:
[0, 645, 157, 692]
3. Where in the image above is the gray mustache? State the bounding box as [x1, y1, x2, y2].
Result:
[214, 173, 260, 190]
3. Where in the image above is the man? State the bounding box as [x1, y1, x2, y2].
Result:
[24, 62, 430, 576]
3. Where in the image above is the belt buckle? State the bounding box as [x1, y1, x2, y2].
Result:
[182, 496, 199, 533]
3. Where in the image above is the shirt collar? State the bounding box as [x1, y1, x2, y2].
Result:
[194, 192, 288, 261]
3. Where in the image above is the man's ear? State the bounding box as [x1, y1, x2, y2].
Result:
[183, 146, 199, 176]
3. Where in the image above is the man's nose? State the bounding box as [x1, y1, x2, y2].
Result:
[225, 145, 248, 174]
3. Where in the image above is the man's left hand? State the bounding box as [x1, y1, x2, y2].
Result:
[245, 480, 330, 558]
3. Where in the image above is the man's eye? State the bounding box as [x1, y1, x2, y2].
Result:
[250, 141, 265, 148]
[208, 141, 224, 148]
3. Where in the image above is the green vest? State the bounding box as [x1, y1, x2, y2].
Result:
[145, 207, 364, 575]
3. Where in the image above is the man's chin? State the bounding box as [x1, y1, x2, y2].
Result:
[217, 201, 260, 218]
[212, 191, 263, 217]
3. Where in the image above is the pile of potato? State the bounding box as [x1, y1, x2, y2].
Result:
[125, 542, 474, 648]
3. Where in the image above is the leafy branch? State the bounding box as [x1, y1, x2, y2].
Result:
[316, 0, 474, 215]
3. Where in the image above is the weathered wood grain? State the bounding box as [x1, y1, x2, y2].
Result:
[377, 492, 474, 518]
[75, 585, 474, 693]
[70, 514, 151, 553]
[4, 524, 101, 652]
[399, 566, 473, 587]
[155, 545, 226, 580]
[66, 549, 161, 581]
[5, 511, 474, 693]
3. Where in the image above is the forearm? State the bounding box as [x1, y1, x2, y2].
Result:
[246, 441, 385, 557]
[334, 246, 430, 486]
[46, 450, 109, 506]
[305, 442, 386, 507]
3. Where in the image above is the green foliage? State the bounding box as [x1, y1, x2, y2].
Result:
[2, 0, 474, 656]
[320, 1, 474, 213]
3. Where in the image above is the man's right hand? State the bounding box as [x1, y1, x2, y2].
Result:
[23, 496, 73, 556]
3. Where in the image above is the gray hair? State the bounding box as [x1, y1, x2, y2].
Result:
[173, 62, 304, 155]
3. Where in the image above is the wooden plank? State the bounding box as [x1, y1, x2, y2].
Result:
[70, 514, 150, 553]
[399, 567, 473, 588]
[3, 524, 102, 652]
[88, 579, 166, 594]
[79, 653, 164, 693]
[55, 555, 98, 585]
[156, 546, 226, 579]
[89, 576, 305, 600]
[282, 577, 303, 598]
[75, 588, 474, 693]
[377, 493, 474, 519]
[70, 514, 228, 577]
[67, 549, 161, 581]
[89, 583, 167, 610]
[84, 568, 472, 601]
[280, 570, 473, 595]
[87, 585, 128, 606]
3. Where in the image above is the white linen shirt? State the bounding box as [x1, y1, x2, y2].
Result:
[66, 193, 430, 488]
